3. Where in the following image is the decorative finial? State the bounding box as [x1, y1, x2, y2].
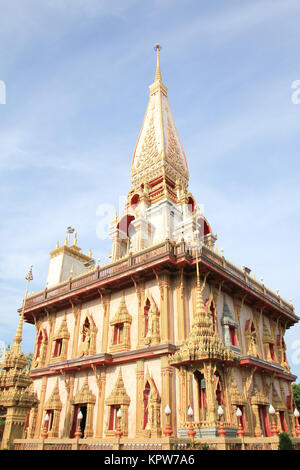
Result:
[13, 266, 33, 350]
[154, 43, 162, 82]
[56, 240, 59, 249]
[88, 248, 92, 258]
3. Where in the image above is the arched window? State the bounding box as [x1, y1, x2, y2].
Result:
[82, 318, 90, 342]
[131, 194, 140, 210]
[79, 313, 98, 357]
[113, 323, 124, 345]
[214, 373, 223, 406]
[245, 319, 259, 357]
[108, 405, 120, 431]
[229, 325, 238, 346]
[33, 328, 48, 368]
[194, 371, 206, 420]
[187, 196, 195, 213]
[53, 339, 63, 357]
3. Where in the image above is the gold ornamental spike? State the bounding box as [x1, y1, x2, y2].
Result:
[154, 43, 162, 82]
[12, 266, 33, 352]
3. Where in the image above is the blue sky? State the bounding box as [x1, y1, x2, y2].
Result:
[1, 0, 300, 378]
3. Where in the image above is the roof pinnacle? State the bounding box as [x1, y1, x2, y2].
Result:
[154, 43, 162, 82]
[12, 266, 33, 354]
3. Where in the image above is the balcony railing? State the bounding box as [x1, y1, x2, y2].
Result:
[24, 241, 296, 319]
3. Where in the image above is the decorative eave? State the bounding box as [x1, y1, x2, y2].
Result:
[110, 295, 132, 326]
[105, 369, 130, 406]
[239, 355, 297, 382]
[44, 379, 62, 410]
[72, 376, 96, 405]
[53, 315, 70, 341]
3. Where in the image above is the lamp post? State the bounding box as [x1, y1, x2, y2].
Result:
[74, 410, 83, 439]
[115, 408, 123, 438]
[294, 408, 300, 437]
[41, 413, 50, 439]
[163, 405, 172, 437]
[269, 404, 279, 436]
[236, 407, 244, 438]
[217, 406, 226, 437]
[187, 406, 196, 439]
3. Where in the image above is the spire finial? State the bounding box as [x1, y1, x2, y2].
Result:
[154, 43, 162, 82]
[13, 266, 33, 350]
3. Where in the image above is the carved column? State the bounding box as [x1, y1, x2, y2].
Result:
[34, 376, 48, 438]
[178, 367, 187, 427]
[85, 403, 94, 438]
[252, 404, 263, 437]
[95, 367, 106, 438]
[253, 311, 263, 358]
[159, 271, 173, 344]
[175, 270, 186, 345]
[101, 292, 111, 353]
[161, 356, 175, 434]
[242, 369, 255, 435]
[223, 368, 234, 427]
[46, 314, 56, 365]
[71, 303, 81, 358]
[136, 282, 145, 349]
[233, 299, 244, 353]
[62, 374, 75, 437]
[28, 406, 38, 438]
[202, 362, 218, 427]
[135, 360, 145, 437]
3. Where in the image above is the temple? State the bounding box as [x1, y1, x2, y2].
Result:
[1, 45, 300, 451]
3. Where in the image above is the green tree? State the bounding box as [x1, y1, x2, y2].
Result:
[292, 383, 300, 413]
[25, 352, 33, 371]
[278, 432, 294, 450]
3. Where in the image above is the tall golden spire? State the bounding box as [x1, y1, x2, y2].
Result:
[131, 45, 189, 190]
[154, 43, 162, 82]
[11, 265, 33, 354]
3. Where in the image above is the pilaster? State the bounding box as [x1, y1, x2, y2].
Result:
[95, 367, 106, 438]
[135, 360, 145, 437]
[161, 356, 175, 435]
[35, 376, 48, 438]
[101, 292, 111, 353]
[71, 303, 81, 358]
[158, 271, 174, 344]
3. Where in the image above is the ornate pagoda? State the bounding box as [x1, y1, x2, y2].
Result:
[6, 46, 299, 448]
